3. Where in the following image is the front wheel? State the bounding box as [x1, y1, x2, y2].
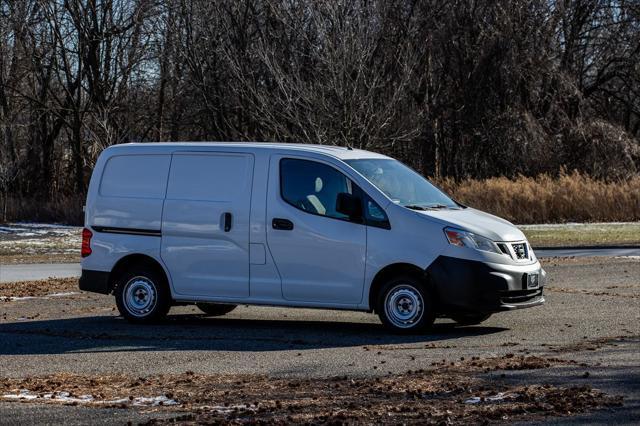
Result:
[115, 266, 171, 323]
[376, 275, 435, 334]
[196, 303, 237, 316]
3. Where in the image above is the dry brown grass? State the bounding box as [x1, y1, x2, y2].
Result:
[438, 171, 640, 224]
[3, 172, 639, 225]
[1, 195, 84, 225]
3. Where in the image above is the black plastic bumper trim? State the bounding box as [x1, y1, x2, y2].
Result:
[425, 255, 545, 315]
[79, 269, 111, 294]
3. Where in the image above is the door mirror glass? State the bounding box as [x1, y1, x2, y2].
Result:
[336, 192, 362, 220]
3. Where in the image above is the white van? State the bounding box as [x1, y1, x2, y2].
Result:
[80, 143, 545, 332]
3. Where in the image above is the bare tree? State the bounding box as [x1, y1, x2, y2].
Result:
[0, 0, 638, 222]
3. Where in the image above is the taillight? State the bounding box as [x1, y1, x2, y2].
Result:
[81, 228, 92, 257]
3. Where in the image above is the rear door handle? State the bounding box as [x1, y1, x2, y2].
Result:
[272, 218, 294, 231]
[223, 212, 232, 232]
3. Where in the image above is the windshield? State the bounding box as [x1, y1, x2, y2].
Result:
[345, 159, 459, 209]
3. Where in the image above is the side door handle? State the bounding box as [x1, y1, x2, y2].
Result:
[272, 218, 294, 231]
[223, 212, 232, 232]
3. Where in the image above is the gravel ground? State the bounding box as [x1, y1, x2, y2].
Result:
[0, 257, 638, 424]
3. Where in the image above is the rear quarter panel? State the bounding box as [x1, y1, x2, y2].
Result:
[82, 149, 170, 279]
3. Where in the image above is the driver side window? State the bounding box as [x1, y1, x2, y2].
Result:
[280, 158, 352, 220]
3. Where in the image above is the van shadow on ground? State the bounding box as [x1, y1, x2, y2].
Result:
[0, 314, 507, 355]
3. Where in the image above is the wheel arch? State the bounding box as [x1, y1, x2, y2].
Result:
[368, 262, 434, 312]
[108, 253, 170, 295]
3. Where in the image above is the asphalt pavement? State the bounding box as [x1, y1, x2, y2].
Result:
[0, 256, 638, 424]
[0, 263, 81, 283]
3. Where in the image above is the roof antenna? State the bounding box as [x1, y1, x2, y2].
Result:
[346, 145, 353, 150]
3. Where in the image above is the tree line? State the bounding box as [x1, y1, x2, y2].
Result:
[1, 0, 639, 210]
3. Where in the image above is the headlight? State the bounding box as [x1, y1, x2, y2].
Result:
[444, 227, 503, 255]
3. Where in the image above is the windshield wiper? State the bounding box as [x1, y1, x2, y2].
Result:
[404, 204, 430, 210]
[404, 203, 452, 211]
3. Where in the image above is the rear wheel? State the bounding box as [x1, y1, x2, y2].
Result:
[115, 265, 171, 323]
[376, 275, 435, 333]
[196, 303, 238, 316]
[451, 313, 491, 326]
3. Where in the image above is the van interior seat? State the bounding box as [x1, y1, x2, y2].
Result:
[305, 194, 326, 215]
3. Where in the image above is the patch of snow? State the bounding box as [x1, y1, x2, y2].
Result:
[89, 394, 179, 407]
[2, 390, 178, 407]
[11, 222, 78, 229]
[131, 395, 179, 406]
[0, 239, 50, 246]
[1, 296, 36, 302]
[47, 292, 79, 298]
[3, 389, 38, 400]
[0, 223, 81, 243]
[464, 392, 518, 404]
[43, 392, 95, 403]
[209, 403, 258, 414]
[3, 390, 94, 404]
[0, 226, 30, 234]
[2, 292, 80, 302]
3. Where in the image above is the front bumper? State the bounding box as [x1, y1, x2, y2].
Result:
[426, 255, 545, 314]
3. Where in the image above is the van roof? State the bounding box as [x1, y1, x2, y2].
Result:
[104, 142, 391, 161]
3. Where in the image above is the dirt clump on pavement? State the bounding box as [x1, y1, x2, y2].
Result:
[0, 278, 77, 300]
[0, 355, 622, 424]
[461, 354, 572, 371]
[548, 335, 637, 353]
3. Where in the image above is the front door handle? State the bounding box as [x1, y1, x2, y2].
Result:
[272, 218, 294, 231]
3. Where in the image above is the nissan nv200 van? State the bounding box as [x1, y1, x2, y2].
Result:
[80, 143, 545, 332]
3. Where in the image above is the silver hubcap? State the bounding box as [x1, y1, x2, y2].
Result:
[123, 276, 157, 317]
[384, 285, 424, 328]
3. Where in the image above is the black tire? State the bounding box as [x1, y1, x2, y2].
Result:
[196, 303, 238, 316]
[376, 274, 436, 334]
[114, 265, 171, 323]
[451, 313, 491, 326]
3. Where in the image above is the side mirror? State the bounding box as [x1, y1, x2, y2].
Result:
[336, 192, 362, 220]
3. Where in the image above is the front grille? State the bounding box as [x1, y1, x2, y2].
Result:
[511, 243, 529, 260]
[497, 243, 510, 255]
